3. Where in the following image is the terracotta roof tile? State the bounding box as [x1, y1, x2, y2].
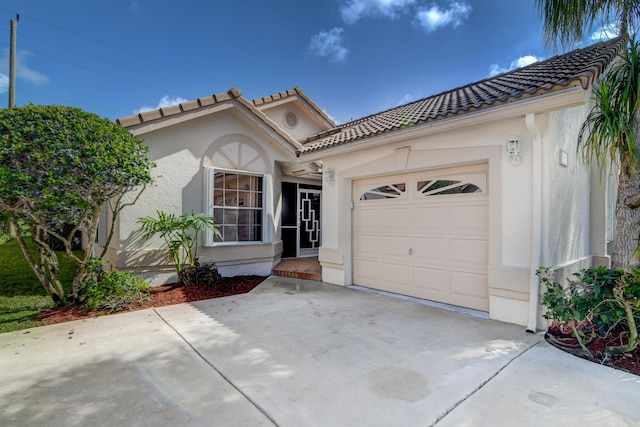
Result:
[116, 88, 243, 128]
[298, 36, 625, 155]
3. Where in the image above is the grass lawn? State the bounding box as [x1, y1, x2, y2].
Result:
[0, 238, 76, 333]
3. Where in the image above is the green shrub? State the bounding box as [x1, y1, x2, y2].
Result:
[538, 266, 640, 356]
[83, 270, 150, 312]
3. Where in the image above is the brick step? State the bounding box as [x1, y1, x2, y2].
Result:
[272, 257, 322, 281]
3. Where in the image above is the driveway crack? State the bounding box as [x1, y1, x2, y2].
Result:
[153, 308, 279, 426]
[432, 339, 542, 426]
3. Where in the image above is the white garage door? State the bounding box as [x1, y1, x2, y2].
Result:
[353, 164, 489, 311]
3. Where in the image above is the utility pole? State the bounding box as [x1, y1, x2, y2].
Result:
[8, 14, 19, 108]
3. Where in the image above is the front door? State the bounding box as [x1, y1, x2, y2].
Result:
[298, 189, 321, 257]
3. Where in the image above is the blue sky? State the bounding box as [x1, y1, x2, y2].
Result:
[0, 1, 616, 124]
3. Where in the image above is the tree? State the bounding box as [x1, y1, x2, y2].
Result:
[0, 105, 154, 305]
[536, 0, 640, 269]
[579, 40, 640, 269]
[537, 0, 639, 47]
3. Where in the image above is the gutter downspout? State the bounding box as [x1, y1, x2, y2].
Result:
[526, 112, 542, 333]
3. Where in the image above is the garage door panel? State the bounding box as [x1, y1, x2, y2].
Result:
[450, 205, 488, 231]
[380, 208, 410, 231]
[355, 209, 381, 230]
[451, 271, 488, 298]
[412, 267, 448, 292]
[384, 263, 411, 286]
[353, 165, 489, 312]
[413, 237, 447, 261]
[413, 207, 447, 233]
[450, 239, 488, 264]
[382, 236, 410, 257]
[355, 234, 380, 256]
[355, 259, 384, 279]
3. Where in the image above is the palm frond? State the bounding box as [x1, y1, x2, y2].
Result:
[579, 38, 640, 174]
[536, 0, 639, 49]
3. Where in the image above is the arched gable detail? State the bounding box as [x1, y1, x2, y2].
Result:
[203, 134, 270, 173]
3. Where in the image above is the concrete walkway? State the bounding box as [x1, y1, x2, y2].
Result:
[1, 276, 638, 426]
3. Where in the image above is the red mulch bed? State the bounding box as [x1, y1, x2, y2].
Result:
[546, 321, 640, 376]
[35, 276, 266, 325]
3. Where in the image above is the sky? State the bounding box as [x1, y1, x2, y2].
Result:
[0, 0, 618, 124]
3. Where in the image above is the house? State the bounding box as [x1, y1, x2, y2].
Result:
[112, 87, 333, 281]
[114, 36, 625, 329]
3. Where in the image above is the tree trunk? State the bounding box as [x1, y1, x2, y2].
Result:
[12, 220, 67, 306]
[612, 160, 640, 270]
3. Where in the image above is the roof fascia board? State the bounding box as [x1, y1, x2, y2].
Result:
[299, 86, 586, 161]
[293, 90, 336, 127]
[125, 102, 235, 136]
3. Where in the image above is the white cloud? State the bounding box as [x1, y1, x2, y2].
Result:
[0, 49, 50, 88]
[590, 23, 619, 41]
[308, 28, 349, 63]
[415, 1, 472, 32]
[341, 0, 416, 24]
[488, 55, 540, 77]
[0, 73, 8, 94]
[397, 93, 413, 105]
[133, 95, 188, 114]
[129, 2, 140, 13]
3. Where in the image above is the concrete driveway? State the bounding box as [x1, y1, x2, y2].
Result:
[1, 276, 639, 426]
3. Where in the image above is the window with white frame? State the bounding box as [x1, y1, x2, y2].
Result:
[209, 169, 264, 243]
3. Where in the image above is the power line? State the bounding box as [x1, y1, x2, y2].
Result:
[0, 41, 194, 98]
[0, 6, 242, 89]
[16, 31, 215, 94]
[0, 7, 253, 115]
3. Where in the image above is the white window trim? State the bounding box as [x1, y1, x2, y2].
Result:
[203, 167, 272, 246]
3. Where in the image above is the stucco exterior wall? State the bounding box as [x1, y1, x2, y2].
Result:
[541, 104, 606, 290]
[544, 106, 591, 266]
[116, 109, 298, 284]
[259, 102, 328, 142]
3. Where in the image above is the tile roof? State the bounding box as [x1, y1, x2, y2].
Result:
[115, 87, 305, 152]
[116, 86, 335, 129]
[252, 87, 303, 106]
[116, 88, 242, 128]
[298, 36, 626, 155]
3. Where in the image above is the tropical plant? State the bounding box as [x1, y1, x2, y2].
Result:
[537, 0, 639, 47]
[579, 39, 640, 268]
[0, 105, 155, 305]
[536, 0, 640, 269]
[138, 211, 220, 285]
[538, 266, 640, 357]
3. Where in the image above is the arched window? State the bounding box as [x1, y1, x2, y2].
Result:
[203, 135, 272, 245]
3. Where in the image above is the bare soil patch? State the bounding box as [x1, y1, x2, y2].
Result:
[35, 276, 266, 325]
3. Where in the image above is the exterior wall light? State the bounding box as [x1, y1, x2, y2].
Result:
[506, 136, 522, 166]
[324, 168, 335, 186]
